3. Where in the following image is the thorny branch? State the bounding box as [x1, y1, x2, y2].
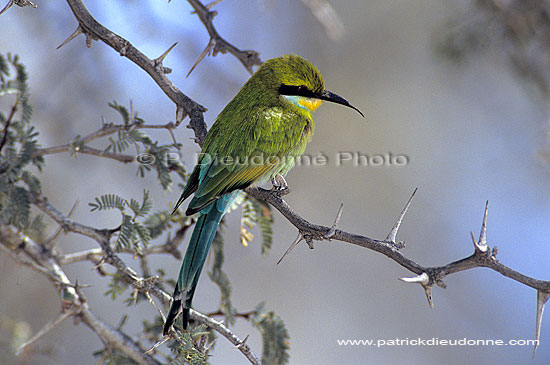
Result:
[186, 0, 262, 76]
[62, 0, 208, 140]
[0, 226, 160, 365]
[0, 0, 267, 362]
[31, 122, 177, 163]
[2, 0, 549, 361]
[245, 188, 550, 351]
[1, 189, 262, 364]
[0, 0, 37, 17]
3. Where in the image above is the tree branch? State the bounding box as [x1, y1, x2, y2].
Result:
[62, 0, 207, 135]
[0, 0, 37, 17]
[23, 187, 262, 363]
[32, 122, 177, 161]
[248, 187, 550, 292]
[186, 0, 262, 75]
[15, 0, 545, 359]
[0, 226, 160, 364]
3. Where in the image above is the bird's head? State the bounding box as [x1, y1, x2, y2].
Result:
[252, 54, 363, 116]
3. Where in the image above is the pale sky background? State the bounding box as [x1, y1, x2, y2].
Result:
[1, 1, 549, 364]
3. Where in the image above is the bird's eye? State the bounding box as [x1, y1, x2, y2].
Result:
[279, 84, 312, 97]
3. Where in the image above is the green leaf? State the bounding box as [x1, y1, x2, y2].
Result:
[108, 101, 130, 125]
[170, 325, 210, 365]
[104, 273, 128, 300]
[252, 199, 274, 256]
[116, 214, 134, 250]
[10, 187, 30, 228]
[144, 210, 173, 239]
[128, 190, 152, 218]
[148, 144, 172, 190]
[105, 128, 149, 154]
[20, 170, 41, 194]
[139, 190, 152, 216]
[89, 194, 126, 212]
[252, 311, 290, 365]
[134, 221, 151, 248]
[238, 195, 274, 254]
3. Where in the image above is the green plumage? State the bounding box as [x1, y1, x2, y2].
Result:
[164, 54, 361, 335]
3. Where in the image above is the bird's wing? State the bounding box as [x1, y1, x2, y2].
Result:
[184, 107, 309, 215]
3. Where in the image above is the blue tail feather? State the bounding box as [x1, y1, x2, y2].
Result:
[163, 192, 237, 334]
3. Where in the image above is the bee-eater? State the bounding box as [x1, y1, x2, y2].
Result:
[163, 54, 363, 335]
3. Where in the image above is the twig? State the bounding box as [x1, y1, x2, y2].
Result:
[40, 200, 79, 250]
[299, 0, 345, 40]
[16, 309, 76, 356]
[0, 225, 159, 364]
[186, 0, 262, 75]
[24, 185, 260, 363]
[206, 309, 256, 320]
[59, 248, 102, 265]
[0, 0, 37, 17]
[30, 191, 108, 242]
[62, 0, 207, 129]
[32, 122, 176, 160]
[190, 310, 261, 365]
[248, 187, 550, 291]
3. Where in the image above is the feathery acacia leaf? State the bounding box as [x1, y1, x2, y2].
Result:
[20, 170, 41, 194]
[239, 194, 274, 254]
[116, 214, 134, 250]
[128, 190, 152, 217]
[108, 101, 131, 125]
[89, 191, 153, 251]
[89, 194, 126, 212]
[171, 325, 210, 365]
[144, 210, 173, 239]
[251, 309, 290, 365]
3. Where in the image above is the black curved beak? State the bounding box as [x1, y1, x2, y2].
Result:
[318, 90, 364, 117]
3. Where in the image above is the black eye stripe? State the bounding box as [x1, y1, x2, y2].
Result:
[279, 84, 318, 98]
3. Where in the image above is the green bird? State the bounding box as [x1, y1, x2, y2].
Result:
[163, 54, 363, 334]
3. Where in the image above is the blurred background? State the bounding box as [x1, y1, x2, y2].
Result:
[1, 0, 549, 364]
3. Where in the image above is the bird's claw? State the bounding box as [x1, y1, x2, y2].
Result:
[271, 174, 288, 190]
[270, 174, 290, 196]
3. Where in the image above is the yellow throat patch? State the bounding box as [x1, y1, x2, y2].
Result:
[298, 97, 323, 112]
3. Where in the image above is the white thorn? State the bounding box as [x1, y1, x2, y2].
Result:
[386, 188, 417, 243]
[324, 203, 344, 239]
[476, 201, 489, 252]
[399, 272, 429, 285]
[533, 290, 550, 358]
[205, 0, 225, 9]
[276, 233, 303, 265]
[400, 273, 434, 308]
[470, 231, 487, 253]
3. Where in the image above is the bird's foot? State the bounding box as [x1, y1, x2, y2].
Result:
[270, 174, 290, 196]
